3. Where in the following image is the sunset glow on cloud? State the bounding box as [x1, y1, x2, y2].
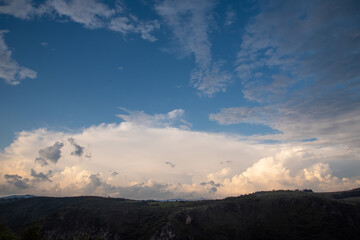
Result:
[0, 0, 359, 199]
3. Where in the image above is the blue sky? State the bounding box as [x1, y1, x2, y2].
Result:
[0, 0, 273, 148]
[0, 0, 359, 199]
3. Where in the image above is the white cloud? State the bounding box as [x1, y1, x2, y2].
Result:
[108, 16, 135, 33]
[47, 0, 115, 29]
[235, 0, 360, 104]
[0, 121, 268, 198]
[209, 106, 275, 126]
[0, 0, 160, 41]
[0, 30, 37, 85]
[135, 20, 160, 42]
[213, 148, 360, 197]
[0, 0, 37, 19]
[210, 0, 360, 148]
[0, 1, 160, 84]
[0, 109, 359, 199]
[210, 104, 360, 152]
[190, 61, 232, 96]
[116, 108, 191, 129]
[109, 16, 160, 42]
[224, 7, 236, 26]
[156, 0, 231, 96]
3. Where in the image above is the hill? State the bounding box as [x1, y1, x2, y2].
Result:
[1, 188, 360, 239]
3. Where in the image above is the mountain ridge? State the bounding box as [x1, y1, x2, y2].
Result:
[1, 188, 360, 239]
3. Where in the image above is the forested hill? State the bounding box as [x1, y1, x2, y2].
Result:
[1, 188, 360, 240]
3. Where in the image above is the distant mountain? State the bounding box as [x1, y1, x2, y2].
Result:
[0, 188, 360, 240]
[159, 197, 206, 202]
[0, 194, 35, 200]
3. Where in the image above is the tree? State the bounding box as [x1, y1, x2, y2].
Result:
[22, 222, 43, 240]
[0, 221, 19, 240]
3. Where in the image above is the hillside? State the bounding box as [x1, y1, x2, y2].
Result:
[1, 188, 360, 240]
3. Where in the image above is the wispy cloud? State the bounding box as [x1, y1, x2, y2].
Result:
[0, 0, 46, 19]
[0, 0, 159, 85]
[156, 0, 231, 96]
[0, 0, 160, 41]
[108, 16, 160, 42]
[211, 0, 360, 147]
[0, 30, 37, 85]
[210, 106, 275, 126]
[46, 0, 115, 28]
[116, 108, 191, 129]
[224, 7, 236, 26]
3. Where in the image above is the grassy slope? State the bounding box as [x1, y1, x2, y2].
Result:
[0, 189, 359, 239]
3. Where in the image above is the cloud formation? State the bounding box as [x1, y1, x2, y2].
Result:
[0, 0, 47, 19]
[116, 108, 191, 129]
[165, 161, 175, 168]
[0, 0, 159, 42]
[35, 142, 64, 165]
[211, 0, 360, 147]
[31, 169, 52, 182]
[4, 174, 29, 189]
[200, 180, 221, 193]
[47, 0, 114, 29]
[68, 138, 84, 157]
[156, 0, 231, 96]
[0, 30, 37, 85]
[0, 0, 359, 199]
[0, 109, 359, 199]
[224, 7, 236, 26]
[0, 0, 230, 92]
[109, 16, 160, 42]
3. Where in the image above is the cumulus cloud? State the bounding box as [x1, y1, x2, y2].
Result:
[31, 169, 52, 182]
[4, 174, 29, 189]
[35, 157, 48, 166]
[213, 148, 360, 196]
[0, 30, 37, 85]
[156, 0, 231, 95]
[35, 142, 64, 165]
[165, 161, 175, 168]
[68, 137, 84, 157]
[84, 174, 103, 194]
[0, 109, 359, 199]
[200, 180, 221, 193]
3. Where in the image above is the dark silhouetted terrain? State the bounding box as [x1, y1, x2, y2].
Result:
[1, 188, 360, 240]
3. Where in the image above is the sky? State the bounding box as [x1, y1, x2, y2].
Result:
[0, 0, 359, 200]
